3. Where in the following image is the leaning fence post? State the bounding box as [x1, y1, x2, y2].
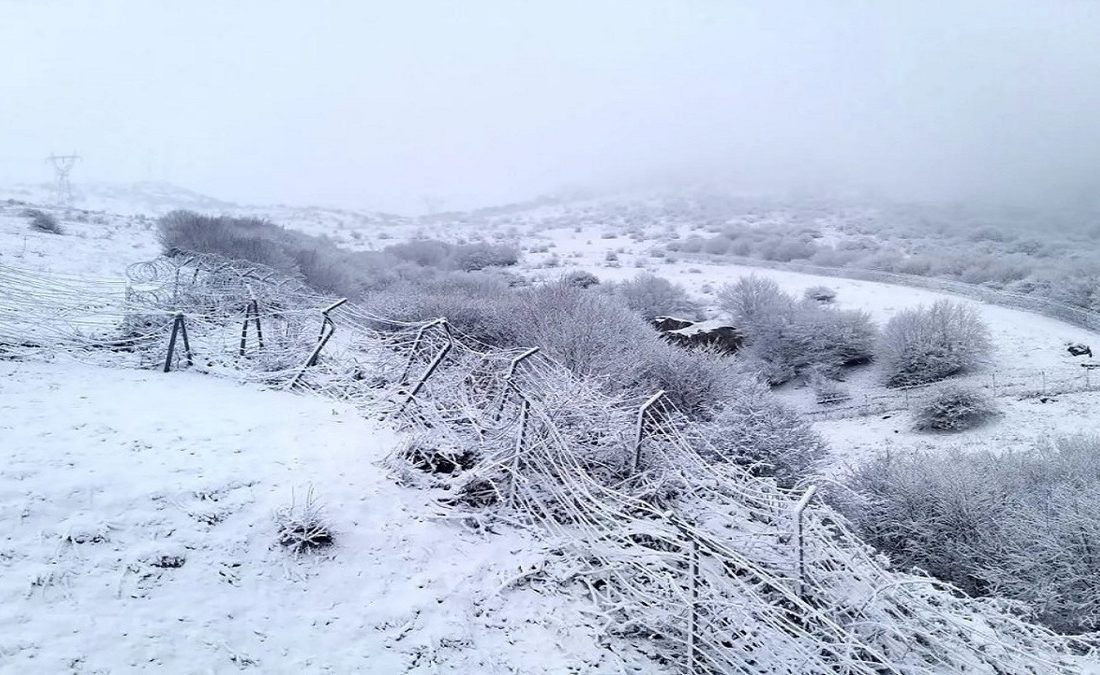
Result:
[507, 396, 531, 506]
[308, 298, 347, 367]
[495, 347, 540, 421]
[398, 318, 445, 385]
[396, 320, 453, 415]
[163, 313, 193, 372]
[285, 322, 335, 389]
[239, 298, 264, 356]
[793, 485, 818, 600]
[631, 390, 665, 474]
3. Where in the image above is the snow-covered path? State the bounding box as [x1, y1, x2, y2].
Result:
[0, 359, 638, 673]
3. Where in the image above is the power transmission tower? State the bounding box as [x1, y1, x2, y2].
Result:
[45, 153, 81, 205]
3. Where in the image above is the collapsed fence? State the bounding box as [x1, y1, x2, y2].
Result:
[1, 254, 1097, 674]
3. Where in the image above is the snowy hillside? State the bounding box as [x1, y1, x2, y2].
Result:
[0, 359, 651, 673]
[3, 190, 1100, 671]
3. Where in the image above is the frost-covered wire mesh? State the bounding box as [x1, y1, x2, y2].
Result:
[1, 253, 1097, 674]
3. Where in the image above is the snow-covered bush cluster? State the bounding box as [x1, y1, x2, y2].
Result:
[158, 210, 519, 298]
[383, 238, 519, 271]
[697, 381, 827, 484]
[718, 275, 876, 384]
[912, 383, 999, 432]
[604, 272, 699, 321]
[841, 435, 1100, 633]
[879, 300, 991, 387]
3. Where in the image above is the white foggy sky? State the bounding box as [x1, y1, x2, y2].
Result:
[2, 1, 1099, 212]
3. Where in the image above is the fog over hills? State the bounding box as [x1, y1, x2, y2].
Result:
[4, 1, 1100, 215]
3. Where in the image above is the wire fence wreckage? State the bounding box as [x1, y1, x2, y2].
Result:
[1, 253, 1098, 674]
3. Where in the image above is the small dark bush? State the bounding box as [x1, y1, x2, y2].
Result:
[803, 285, 837, 303]
[274, 487, 334, 554]
[562, 270, 600, 288]
[27, 210, 64, 234]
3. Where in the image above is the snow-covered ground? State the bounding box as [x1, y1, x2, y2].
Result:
[0, 358, 650, 673]
[4, 185, 1100, 669]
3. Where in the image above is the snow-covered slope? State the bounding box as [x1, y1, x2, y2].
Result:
[0, 359, 649, 673]
[1, 181, 238, 216]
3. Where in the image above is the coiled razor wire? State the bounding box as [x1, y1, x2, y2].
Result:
[0, 253, 1097, 674]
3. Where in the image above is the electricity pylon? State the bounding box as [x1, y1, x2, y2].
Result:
[45, 153, 81, 205]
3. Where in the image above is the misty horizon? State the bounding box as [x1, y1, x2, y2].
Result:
[4, 1, 1100, 214]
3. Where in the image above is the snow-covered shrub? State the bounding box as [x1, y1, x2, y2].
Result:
[702, 235, 732, 255]
[382, 238, 453, 268]
[362, 274, 518, 346]
[698, 383, 827, 485]
[843, 436, 1100, 633]
[760, 236, 816, 262]
[27, 209, 63, 234]
[384, 239, 519, 271]
[879, 300, 991, 387]
[607, 273, 699, 322]
[803, 285, 836, 303]
[913, 383, 998, 432]
[717, 275, 794, 332]
[629, 343, 745, 420]
[159, 211, 297, 270]
[509, 282, 655, 381]
[451, 242, 520, 271]
[274, 487, 334, 554]
[561, 270, 600, 288]
[720, 277, 876, 384]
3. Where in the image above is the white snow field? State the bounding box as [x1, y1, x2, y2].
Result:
[0, 359, 649, 673]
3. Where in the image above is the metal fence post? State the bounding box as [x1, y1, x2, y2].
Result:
[396, 320, 454, 415]
[631, 390, 665, 474]
[507, 396, 531, 506]
[239, 299, 263, 356]
[163, 313, 193, 372]
[793, 485, 818, 600]
[495, 347, 539, 421]
[308, 298, 347, 367]
[398, 317, 445, 385]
